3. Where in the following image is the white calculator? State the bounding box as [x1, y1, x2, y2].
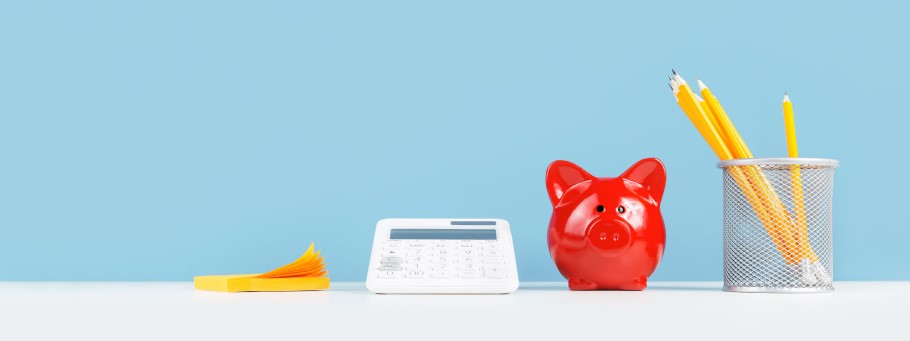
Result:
[366, 218, 519, 294]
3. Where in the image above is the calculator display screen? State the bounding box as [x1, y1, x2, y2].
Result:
[389, 229, 497, 240]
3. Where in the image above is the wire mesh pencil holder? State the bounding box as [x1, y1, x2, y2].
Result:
[718, 158, 838, 293]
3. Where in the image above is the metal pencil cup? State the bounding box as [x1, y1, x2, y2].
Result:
[717, 158, 838, 293]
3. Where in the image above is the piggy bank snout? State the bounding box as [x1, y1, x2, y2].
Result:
[586, 219, 632, 254]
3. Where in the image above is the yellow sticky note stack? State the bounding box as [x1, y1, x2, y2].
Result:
[194, 243, 330, 292]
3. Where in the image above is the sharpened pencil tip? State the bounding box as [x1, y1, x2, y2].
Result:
[696, 79, 707, 91]
[672, 69, 677, 75]
[783, 93, 791, 103]
[671, 72, 686, 85]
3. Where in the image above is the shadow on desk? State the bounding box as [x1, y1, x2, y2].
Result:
[647, 284, 719, 292]
[519, 282, 720, 292]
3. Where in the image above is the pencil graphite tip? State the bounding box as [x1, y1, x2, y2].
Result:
[783, 93, 791, 103]
[673, 73, 686, 85]
[672, 69, 678, 75]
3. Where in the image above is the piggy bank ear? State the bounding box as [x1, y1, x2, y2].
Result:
[546, 160, 595, 207]
[620, 158, 667, 204]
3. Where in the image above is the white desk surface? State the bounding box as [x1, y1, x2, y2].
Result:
[0, 281, 904, 340]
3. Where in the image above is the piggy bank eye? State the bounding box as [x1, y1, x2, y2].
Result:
[595, 205, 605, 212]
[617, 205, 626, 213]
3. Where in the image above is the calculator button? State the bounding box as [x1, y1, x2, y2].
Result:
[407, 243, 426, 248]
[432, 263, 450, 270]
[457, 263, 477, 270]
[430, 257, 450, 264]
[379, 264, 402, 271]
[381, 256, 404, 264]
[457, 271, 478, 279]
[483, 257, 505, 264]
[431, 250, 451, 256]
[483, 268, 506, 279]
[457, 250, 476, 257]
[456, 257, 476, 263]
[481, 250, 500, 257]
[406, 261, 428, 269]
[432, 271, 451, 279]
[383, 251, 405, 258]
[378, 271, 402, 279]
[406, 270, 427, 279]
[407, 256, 424, 263]
[407, 249, 427, 257]
[483, 265, 505, 273]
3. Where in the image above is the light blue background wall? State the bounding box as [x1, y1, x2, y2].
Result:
[1, 1, 906, 281]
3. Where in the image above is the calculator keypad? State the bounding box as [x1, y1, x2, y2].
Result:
[377, 240, 507, 280]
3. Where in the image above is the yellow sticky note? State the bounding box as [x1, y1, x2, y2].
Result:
[194, 243, 330, 292]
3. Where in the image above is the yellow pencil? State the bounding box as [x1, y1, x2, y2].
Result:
[783, 93, 798, 157]
[784, 93, 814, 262]
[670, 72, 732, 160]
[672, 74, 797, 262]
[697, 79, 750, 159]
[670, 72, 828, 282]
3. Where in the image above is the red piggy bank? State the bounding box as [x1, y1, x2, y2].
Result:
[546, 158, 667, 290]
